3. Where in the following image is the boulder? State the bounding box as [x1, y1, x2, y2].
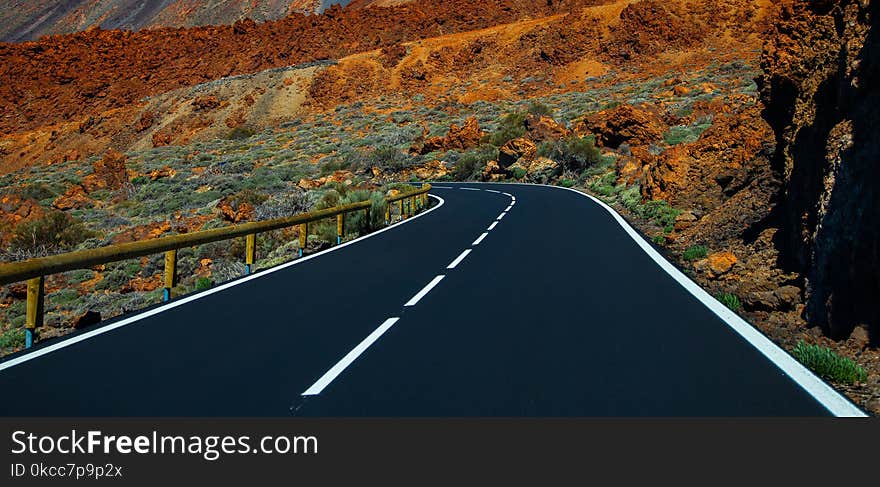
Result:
[81, 149, 128, 193]
[480, 161, 508, 182]
[498, 137, 537, 168]
[192, 95, 221, 111]
[72, 310, 101, 330]
[673, 211, 698, 231]
[52, 185, 94, 210]
[524, 114, 570, 142]
[147, 166, 176, 180]
[216, 198, 255, 223]
[575, 104, 666, 148]
[414, 117, 485, 154]
[707, 251, 737, 276]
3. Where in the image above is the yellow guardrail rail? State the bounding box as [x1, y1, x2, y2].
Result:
[0, 184, 432, 348]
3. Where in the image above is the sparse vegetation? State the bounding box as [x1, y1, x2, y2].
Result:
[453, 146, 497, 181]
[10, 211, 95, 253]
[792, 341, 867, 385]
[0, 328, 25, 350]
[683, 245, 708, 261]
[195, 277, 213, 291]
[663, 122, 712, 145]
[538, 135, 604, 172]
[715, 292, 741, 312]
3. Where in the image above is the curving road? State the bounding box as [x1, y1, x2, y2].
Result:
[0, 183, 865, 416]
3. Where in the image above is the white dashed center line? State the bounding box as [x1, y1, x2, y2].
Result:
[404, 275, 446, 307]
[302, 186, 517, 398]
[447, 249, 472, 269]
[302, 317, 400, 396]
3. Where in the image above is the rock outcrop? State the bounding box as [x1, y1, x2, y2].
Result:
[759, 0, 880, 342]
[413, 117, 485, 155]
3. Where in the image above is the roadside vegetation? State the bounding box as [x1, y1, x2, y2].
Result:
[792, 341, 868, 385]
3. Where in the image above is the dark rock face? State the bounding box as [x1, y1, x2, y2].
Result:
[760, 0, 880, 343]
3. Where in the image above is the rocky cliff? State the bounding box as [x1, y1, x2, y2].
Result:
[760, 0, 880, 343]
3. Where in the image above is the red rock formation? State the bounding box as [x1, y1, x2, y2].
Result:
[414, 117, 485, 154]
[576, 105, 666, 148]
[0, 0, 610, 137]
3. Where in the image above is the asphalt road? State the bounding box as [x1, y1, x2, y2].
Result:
[0, 183, 863, 416]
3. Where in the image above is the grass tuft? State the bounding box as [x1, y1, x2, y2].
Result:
[792, 341, 867, 385]
[682, 245, 708, 261]
[715, 292, 741, 312]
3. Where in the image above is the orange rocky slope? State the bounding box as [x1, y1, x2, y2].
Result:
[0, 0, 771, 174]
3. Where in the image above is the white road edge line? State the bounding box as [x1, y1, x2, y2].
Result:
[0, 195, 446, 373]
[404, 275, 445, 307]
[505, 205, 513, 211]
[472, 233, 489, 246]
[487, 221, 499, 231]
[460, 187, 480, 191]
[469, 181, 864, 417]
[302, 317, 400, 396]
[496, 212, 507, 220]
[446, 249, 472, 269]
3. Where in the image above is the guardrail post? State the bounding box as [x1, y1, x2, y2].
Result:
[336, 213, 344, 245]
[163, 249, 177, 302]
[399, 199, 405, 220]
[299, 223, 307, 257]
[385, 206, 391, 225]
[25, 276, 44, 349]
[245, 233, 256, 275]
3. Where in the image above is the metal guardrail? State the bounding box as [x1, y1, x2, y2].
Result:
[0, 184, 432, 349]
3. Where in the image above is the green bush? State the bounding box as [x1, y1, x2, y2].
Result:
[485, 111, 527, 147]
[226, 189, 269, 209]
[525, 101, 553, 116]
[195, 277, 213, 291]
[453, 146, 497, 181]
[715, 292, 741, 312]
[0, 328, 25, 349]
[511, 167, 527, 180]
[559, 178, 575, 188]
[17, 183, 56, 201]
[589, 172, 618, 197]
[634, 200, 681, 233]
[619, 184, 642, 210]
[95, 269, 132, 291]
[227, 127, 256, 140]
[652, 235, 666, 245]
[539, 135, 604, 172]
[347, 145, 414, 173]
[10, 211, 95, 252]
[683, 245, 708, 261]
[792, 341, 867, 385]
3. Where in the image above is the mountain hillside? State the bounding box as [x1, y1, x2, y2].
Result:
[0, 0, 350, 42]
